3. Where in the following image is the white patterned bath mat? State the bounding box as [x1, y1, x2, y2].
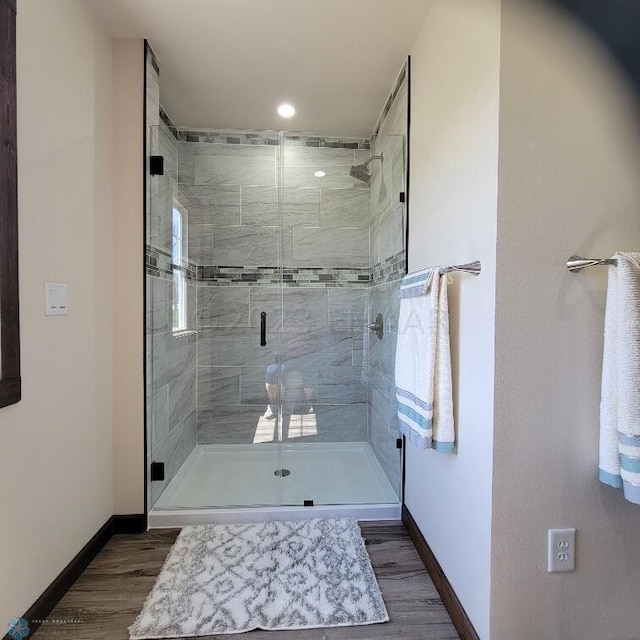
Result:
[129, 518, 389, 638]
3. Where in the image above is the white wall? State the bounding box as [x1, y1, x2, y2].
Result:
[408, 2, 640, 638]
[405, 2, 501, 637]
[112, 40, 145, 515]
[492, 2, 640, 638]
[0, 0, 114, 625]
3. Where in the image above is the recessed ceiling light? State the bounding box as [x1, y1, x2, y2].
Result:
[314, 171, 326, 178]
[277, 103, 296, 118]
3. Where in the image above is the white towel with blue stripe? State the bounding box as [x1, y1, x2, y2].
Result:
[599, 252, 640, 505]
[395, 267, 454, 452]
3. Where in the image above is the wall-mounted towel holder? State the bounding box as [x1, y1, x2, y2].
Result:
[567, 255, 618, 273]
[443, 260, 482, 276]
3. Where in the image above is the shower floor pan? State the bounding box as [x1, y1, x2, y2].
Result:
[149, 442, 401, 527]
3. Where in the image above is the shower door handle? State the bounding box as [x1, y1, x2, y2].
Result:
[260, 312, 267, 347]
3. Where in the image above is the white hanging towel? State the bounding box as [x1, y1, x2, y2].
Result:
[395, 267, 454, 452]
[599, 252, 640, 505]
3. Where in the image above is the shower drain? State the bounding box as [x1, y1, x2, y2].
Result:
[273, 468, 291, 477]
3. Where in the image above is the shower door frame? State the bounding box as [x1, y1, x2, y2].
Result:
[143, 52, 411, 526]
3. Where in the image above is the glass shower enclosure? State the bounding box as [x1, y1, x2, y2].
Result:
[145, 90, 407, 520]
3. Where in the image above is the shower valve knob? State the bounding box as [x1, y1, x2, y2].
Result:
[367, 314, 384, 340]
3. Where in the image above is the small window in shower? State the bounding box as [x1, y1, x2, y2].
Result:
[171, 206, 187, 332]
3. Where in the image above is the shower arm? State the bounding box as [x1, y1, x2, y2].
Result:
[363, 153, 384, 168]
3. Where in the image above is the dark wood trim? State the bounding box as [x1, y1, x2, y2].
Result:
[401, 435, 406, 503]
[4, 518, 113, 640]
[402, 505, 480, 640]
[112, 513, 147, 534]
[0, 377, 20, 408]
[2, 515, 146, 640]
[0, 0, 21, 409]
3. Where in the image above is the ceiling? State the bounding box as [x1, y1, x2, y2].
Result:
[84, 0, 432, 137]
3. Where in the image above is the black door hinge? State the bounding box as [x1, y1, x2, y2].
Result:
[303, 499, 314, 507]
[396, 438, 403, 449]
[150, 155, 164, 176]
[150, 461, 165, 481]
[399, 192, 405, 203]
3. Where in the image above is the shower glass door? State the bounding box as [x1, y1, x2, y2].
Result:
[146, 122, 202, 510]
[148, 125, 284, 509]
[275, 132, 403, 506]
[147, 124, 404, 510]
[189, 129, 284, 508]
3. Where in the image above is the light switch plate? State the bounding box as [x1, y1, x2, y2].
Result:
[45, 282, 68, 316]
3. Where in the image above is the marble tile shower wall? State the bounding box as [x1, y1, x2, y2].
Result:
[179, 136, 373, 446]
[145, 47, 197, 507]
[366, 67, 409, 495]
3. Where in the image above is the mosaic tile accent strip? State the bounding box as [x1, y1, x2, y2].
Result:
[371, 250, 406, 285]
[146, 245, 197, 281]
[147, 247, 403, 287]
[159, 106, 178, 140]
[176, 128, 369, 150]
[177, 130, 279, 145]
[197, 265, 370, 288]
[285, 136, 370, 150]
[146, 248, 403, 288]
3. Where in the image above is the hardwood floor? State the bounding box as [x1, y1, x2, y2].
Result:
[32, 522, 459, 640]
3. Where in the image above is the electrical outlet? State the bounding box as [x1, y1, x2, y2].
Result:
[548, 528, 576, 572]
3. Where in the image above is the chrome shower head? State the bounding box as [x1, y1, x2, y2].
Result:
[349, 164, 372, 183]
[349, 153, 383, 184]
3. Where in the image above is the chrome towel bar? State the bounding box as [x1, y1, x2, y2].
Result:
[567, 255, 618, 273]
[442, 260, 482, 276]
